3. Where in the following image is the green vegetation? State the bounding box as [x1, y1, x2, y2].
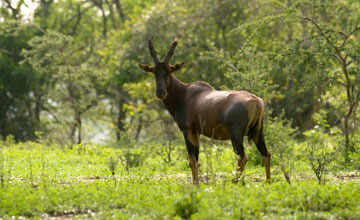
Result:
[0, 142, 359, 219]
[1, 0, 360, 219]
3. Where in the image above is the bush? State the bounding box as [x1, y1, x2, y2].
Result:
[304, 127, 337, 184]
[119, 149, 147, 171]
[173, 191, 200, 219]
[264, 114, 296, 184]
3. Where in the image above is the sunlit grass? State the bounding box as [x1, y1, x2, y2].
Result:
[0, 143, 359, 219]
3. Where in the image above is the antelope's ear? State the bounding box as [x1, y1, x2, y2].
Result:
[138, 64, 154, 73]
[170, 62, 184, 72]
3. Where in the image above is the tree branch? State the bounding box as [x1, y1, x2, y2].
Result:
[300, 16, 342, 58]
[113, 0, 126, 23]
[59, 4, 94, 34]
[4, 0, 20, 19]
[311, 0, 316, 21]
[340, 26, 360, 51]
[71, 4, 83, 36]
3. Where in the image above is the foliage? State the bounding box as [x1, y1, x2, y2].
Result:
[173, 191, 200, 219]
[303, 111, 339, 184]
[265, 113, 297, 184]
[0, 21, 39, 141]
[22, 30, 105, 144]
[203, 44, 278, 102]
[112, 122, 149, 171]
[0, 0, 359, 151]
[107, 156, 118, 186]
[0, 148, 5, 189]
[0, 143, 359, 219]
[1, 0, 360, 217]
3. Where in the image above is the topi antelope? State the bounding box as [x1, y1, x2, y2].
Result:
[138, 38, 271, 185]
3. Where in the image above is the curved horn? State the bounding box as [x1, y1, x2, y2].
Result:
[164, 38, 178, 64]
[148, 37, 160, 64]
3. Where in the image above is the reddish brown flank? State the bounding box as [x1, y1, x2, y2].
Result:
[138, 38, 271, 185]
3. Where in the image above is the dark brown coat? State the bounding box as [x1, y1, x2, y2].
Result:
[139, 38, 271, 184]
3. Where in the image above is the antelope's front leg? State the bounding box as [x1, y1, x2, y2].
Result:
[182, 129, 200, 185]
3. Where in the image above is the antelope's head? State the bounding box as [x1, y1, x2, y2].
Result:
[138, 38, 184, 99]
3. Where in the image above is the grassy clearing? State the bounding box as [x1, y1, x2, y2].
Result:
[0, 143, 360, 219]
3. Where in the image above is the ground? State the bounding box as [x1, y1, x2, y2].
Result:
[0, 142, 359, 219]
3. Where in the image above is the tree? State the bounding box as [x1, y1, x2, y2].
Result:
[22, 30, 104, 144]
[225, 0, 359, 157]
[297, 1, 360, 156]
[0, 21, 40, 141]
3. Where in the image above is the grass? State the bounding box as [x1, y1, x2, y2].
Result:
[0, 142, 359, 219]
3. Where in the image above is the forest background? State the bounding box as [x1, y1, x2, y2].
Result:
[1, 0, 359, 163]
[0, 0, 360, 218]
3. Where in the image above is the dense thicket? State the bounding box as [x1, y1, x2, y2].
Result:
[0, 0, 359, 161]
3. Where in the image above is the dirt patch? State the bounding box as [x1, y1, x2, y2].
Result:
[336, 174, 360, 181]
[43, 210, 97, 219]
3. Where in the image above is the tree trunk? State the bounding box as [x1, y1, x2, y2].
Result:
[70, 109, 82, 144]
[113, 0, 126, 23]
[343, 116, 350, 159]
[99, 3, 107, 39]
[76, 113, 82, 144]
[0, 114, 7, 139]
[34, 93, 42, 122]
[134, 116, 143, 140]
[105, 0, 118, 29]
[93, 0, 108, 39]
[116, 98, 126, 140]
[70, 120, 76, 144]
[71, 4, 83, 36]
[40, 0, 53, 28]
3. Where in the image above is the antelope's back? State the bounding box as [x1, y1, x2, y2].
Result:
[184, 83, 263, 138]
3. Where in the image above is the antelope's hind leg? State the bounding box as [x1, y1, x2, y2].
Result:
[228, 125, 248, 183]
[252, 129, 271, 180]
[182, 129, 200, 185]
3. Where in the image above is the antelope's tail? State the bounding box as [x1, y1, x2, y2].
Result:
[247, 97, 265, 146]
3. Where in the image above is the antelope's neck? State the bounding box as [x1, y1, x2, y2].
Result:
[162, 74, 187, 118]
